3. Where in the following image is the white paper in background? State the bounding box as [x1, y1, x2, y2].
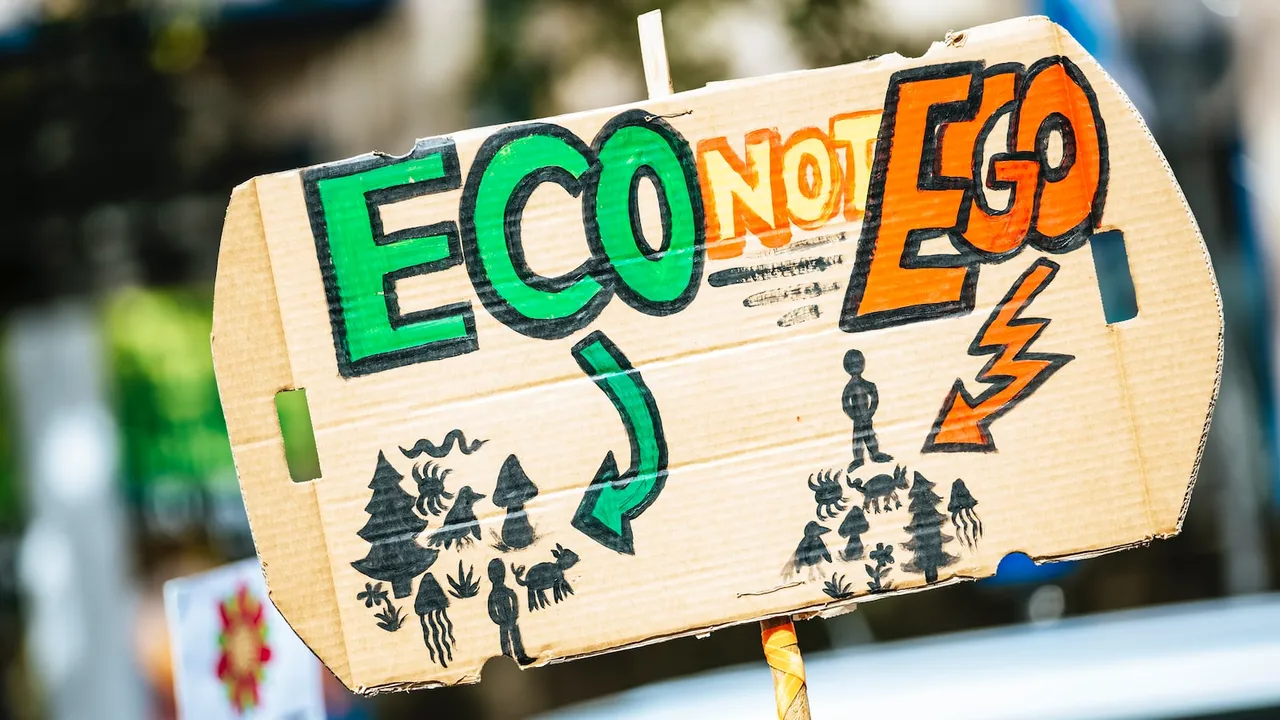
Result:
[165, 558, 326, 720]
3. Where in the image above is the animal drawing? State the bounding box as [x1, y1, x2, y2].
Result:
[400, 429, 487, 459]
[807, 468, 846, 520]
[428, 486, 486, 549]
[412, 461, 453, 517]
[848, 465, 908, 513]
[784, 521, 832, 580]
[512, 544, 579, 611]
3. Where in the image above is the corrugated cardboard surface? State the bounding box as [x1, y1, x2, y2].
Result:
[212, 17, 1221, 692]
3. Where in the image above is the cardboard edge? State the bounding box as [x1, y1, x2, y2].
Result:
[1041, 23, 1225, 536]
[349, 570, 990, 696]
[351, 534, 1163, 696]
[211, 179, 355, 687]
[1180, 329, 1226, 532]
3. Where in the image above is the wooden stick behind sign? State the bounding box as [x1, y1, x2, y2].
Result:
[637, 10, 673, 99]
[635, 11, 812, 720]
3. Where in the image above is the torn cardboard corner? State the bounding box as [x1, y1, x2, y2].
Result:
[211, 15, 1222, 693]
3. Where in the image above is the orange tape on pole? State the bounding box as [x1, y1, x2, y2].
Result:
[760, 618, 810, 720]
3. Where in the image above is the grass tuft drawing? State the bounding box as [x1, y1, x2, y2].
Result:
[447, 560, 481, 599]
[823, 573, 854, 600]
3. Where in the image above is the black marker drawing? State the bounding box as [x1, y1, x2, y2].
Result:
[823, 573, 854, 600]
[842, 349, 892, 470]
[708, 254, 843, 287]
[743, 280, 841, 308]
[487, 559, 535, 665]
[415, 573, 456, 667]
[447, 560, 481, 599]
[785, 521, 832, 580]
[400, 429, 488, 459]
[808, 469, 847, 520]
[351, 451, 439, 598]
[948, 479, 984, 549]
[512, 544, 579, 611]
[865, 542, 895, 593]
[412, 461, 454, 517]
[769, 231, 845, 255]
[778, 305, 820, 327]
[357, 582, 388, 608]
[356, 582, 405, 632]
[837, 505, 869, 561]
[848, 465, 908, 514]
[492, 455, 540, 551]
[375, 605, 406, 633]
[902, 471, 959, 584]
[428, 485, 486, 550]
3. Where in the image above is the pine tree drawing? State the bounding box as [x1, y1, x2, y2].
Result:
[901, 470, 958, 584]
[352, 451, 439, 598]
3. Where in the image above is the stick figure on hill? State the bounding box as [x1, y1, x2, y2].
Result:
[842, 349, 892, 471]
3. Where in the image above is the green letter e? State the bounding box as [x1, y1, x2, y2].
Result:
[304, 138, 477, 377]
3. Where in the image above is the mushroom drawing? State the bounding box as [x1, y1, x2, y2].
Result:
[492, 455, 539, 551]
[837, 505, 870, 561]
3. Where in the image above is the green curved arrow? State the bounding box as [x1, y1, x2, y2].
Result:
[570, 331, 668, 554]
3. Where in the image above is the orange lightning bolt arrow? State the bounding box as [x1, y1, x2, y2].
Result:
[923, 258, 1073, 452]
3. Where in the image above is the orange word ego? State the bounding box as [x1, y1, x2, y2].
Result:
[840, 57, 1108, 333]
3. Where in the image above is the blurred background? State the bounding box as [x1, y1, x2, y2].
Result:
[0, 0, 1276, 717]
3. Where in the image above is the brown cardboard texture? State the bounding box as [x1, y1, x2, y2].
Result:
[211, 17, 1222, 693]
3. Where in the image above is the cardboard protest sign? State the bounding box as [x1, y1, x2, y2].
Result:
[211, 17, 1221, 693]
[164, 559, 326, 719]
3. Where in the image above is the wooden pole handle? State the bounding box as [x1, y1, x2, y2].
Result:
[760, 617, 811, 720]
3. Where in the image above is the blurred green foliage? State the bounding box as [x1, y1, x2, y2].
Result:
[104, 286, 322, 498]
[104, 287, 233, 496]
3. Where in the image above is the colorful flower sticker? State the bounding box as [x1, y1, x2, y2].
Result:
[215, 583, 273, 713]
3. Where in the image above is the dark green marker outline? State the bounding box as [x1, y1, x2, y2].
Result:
[303, 137, 478, 377]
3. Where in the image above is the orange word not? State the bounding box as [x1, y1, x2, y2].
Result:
[696, 111, 881, 260]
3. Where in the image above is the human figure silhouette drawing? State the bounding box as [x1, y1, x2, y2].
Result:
[487, 559, 534, 665]
[842, 349, 892, 471]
